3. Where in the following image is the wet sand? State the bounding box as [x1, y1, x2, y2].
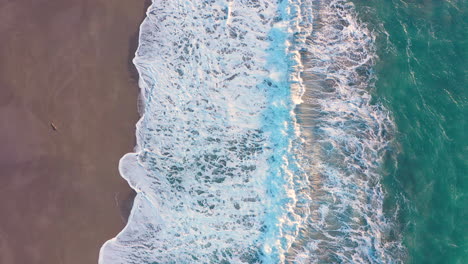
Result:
[0, 0, 149, 263]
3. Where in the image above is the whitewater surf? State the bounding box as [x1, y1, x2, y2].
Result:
[100, 1, 405, 263]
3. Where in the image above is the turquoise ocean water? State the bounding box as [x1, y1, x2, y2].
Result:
[354, 0, 467, 263]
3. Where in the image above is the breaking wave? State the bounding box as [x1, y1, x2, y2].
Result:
[100, 0, 405, 263]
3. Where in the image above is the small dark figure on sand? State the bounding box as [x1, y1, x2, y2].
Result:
[50, 122, 58, 131]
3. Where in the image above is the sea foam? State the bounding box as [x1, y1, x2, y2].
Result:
[100, 0, 404, 263]
[100, 1, 308, 263]
[288, 0, 405, 263]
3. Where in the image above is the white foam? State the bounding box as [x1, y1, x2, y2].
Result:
[99, 1, 310, 263]
[99, 0, 405, 263]
[287, 0, 405, 263]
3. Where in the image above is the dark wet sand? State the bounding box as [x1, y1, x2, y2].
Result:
[0, 0, 149, 263]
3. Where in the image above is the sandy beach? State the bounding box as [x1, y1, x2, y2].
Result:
[0, 0, 149, 263]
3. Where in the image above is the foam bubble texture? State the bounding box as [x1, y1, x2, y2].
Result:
[289, 0, 405, 263]
[99, 1, 309, 263]
[99, 0, 405, 263]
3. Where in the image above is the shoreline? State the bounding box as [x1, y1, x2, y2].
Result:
[0, 0, 150, 263]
